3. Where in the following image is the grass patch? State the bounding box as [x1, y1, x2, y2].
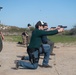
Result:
[48, 35, 76, 43]
[4, 35, 76, 43]
[4, 35, 22, 42]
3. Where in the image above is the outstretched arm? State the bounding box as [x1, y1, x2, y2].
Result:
[37, 28, 64, 37]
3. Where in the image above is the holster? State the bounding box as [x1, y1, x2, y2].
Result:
[27, 47, 40, 64]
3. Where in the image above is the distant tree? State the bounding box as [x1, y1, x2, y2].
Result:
[69, 25, 76, 35]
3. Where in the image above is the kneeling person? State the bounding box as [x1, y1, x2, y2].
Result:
[15, 21, 64, 69]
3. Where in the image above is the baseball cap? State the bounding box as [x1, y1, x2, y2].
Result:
[35, 21, 44, 28]
[43, 22, 48, 26]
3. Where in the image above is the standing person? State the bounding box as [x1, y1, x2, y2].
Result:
[0, 31, 4, 52]
[21, 24, 31, 46]
[15, 21, 64, 69]
[26, 24, 33, 44]
[41, 23, 55, 55]
[0, 31, 4, 67]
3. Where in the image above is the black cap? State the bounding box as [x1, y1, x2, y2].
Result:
[27, 24, 31, 27]
[43, 23, 48, 26]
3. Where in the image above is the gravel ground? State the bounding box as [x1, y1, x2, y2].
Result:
[0, 42, 76, 75]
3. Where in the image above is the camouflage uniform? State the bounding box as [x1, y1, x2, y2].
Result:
[22, 32, 28, 46]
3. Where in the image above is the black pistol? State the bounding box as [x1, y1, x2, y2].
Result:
[58, 25, 67, 28]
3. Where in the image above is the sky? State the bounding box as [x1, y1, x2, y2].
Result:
[0, 0, 76, 29]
